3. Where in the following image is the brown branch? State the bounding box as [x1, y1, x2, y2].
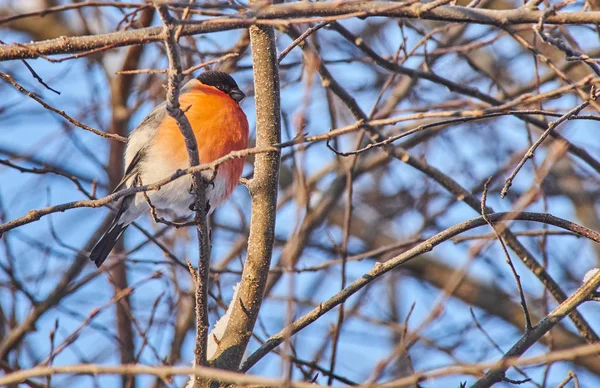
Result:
[115, 53, 239, 76]
[211, 0, 281, 372]
[324, 202, 600, 375]
[155, 6, 211, 387]
[1, 343, 600, 388]
[0, 360, 44, 388]
[384, 343, 600, 387]
[4, 3, 600, 61]
[0, 1, 146, 26]
[0, 363, 322, 388]
[330, 22, 600, 175]
[481, 179, 533, 330]
[278, 21, 329, 63]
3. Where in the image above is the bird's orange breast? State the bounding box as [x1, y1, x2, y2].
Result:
[154, 84, 249, 195]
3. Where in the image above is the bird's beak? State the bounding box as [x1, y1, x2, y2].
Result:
[230, 88, 246, 103]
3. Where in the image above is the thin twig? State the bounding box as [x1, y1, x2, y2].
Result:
[0, 73, 125, 142]
[481, 178, 533, 330]
[500, 96, 595, 198]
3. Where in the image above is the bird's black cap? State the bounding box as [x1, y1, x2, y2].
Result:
[197, 71, 245, 103]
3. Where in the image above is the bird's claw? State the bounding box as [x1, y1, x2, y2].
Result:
[188, 200, 211, 213]
[188, 180, 214, 194]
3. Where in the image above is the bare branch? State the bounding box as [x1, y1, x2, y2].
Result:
[4, 3, 600, 61]
[211, 0, 281, 372]
[155, 6, 212, 386]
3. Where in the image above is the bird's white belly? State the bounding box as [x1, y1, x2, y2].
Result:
[121, 167, 230, 225]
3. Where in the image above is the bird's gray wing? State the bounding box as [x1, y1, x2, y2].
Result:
[113, 103, 167, 192]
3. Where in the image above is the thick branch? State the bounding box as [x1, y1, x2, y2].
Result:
[211, 11, 281, 371]
[4, 3, 600, 61]
[0, 363, 320, 388]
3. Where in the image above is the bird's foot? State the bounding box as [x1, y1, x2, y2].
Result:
[188, 180, 215, 194]
[188, 200, 211, 214]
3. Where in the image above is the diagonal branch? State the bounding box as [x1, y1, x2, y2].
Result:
[241, 212, 600, 371]
[471, 270, 600, 388]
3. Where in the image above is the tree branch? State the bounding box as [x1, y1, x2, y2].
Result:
[211, 1, 281, 372]
[155, 5, 211, 386]
[471, 270, 600, 388]
[4, 3, 600, 61]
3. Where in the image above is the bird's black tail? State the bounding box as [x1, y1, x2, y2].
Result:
[89, 220, 128, 267]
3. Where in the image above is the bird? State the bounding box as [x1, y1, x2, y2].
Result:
[90, 71, 249, 267]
